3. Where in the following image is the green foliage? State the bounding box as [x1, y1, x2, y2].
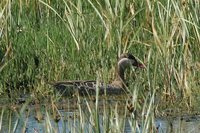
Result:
[0, 0, 200, 131]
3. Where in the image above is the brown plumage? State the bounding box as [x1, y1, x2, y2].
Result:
[50, 53, 144, 95]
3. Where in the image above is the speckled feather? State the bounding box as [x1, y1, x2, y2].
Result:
[50, 53, 144, 96]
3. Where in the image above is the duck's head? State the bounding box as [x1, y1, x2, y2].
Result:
[117, 53, 145, 70]
[112, 53, 144, 88]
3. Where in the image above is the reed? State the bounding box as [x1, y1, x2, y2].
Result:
[0, 0, 200, 132]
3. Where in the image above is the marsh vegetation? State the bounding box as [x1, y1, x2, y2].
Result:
[0, 0, 200, 132]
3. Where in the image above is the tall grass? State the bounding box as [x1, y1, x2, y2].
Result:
[0, 92, 159, 132]
[0, 0, 200, 132]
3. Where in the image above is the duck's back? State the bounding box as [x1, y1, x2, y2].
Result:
[50, 80, 126, 96]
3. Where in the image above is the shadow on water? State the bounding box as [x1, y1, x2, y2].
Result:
[1, 96, 200, 133]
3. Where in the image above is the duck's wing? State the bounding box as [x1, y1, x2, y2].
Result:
[49, 80, 97, 89]
[49, 80, 126, 95]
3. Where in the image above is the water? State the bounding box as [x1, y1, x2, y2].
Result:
[3, 114, 200, 133]
[1, 99, 200, 133]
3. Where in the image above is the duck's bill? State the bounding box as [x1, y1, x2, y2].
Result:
[137, 63, 145, 68]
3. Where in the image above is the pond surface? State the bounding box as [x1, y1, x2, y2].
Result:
[1, 97, 200, 133]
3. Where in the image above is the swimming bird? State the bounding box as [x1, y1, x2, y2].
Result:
[50, 53, 144, 96]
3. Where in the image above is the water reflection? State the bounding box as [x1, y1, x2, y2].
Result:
[1, 102, 200, 133]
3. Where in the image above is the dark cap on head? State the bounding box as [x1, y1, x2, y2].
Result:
[119, 53, 144, 68]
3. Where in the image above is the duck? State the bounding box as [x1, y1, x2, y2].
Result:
[50, 53, 144, 96]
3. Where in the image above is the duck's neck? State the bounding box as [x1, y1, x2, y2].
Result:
[112, 58, 131, 87]
[115, 65, 125, 82]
